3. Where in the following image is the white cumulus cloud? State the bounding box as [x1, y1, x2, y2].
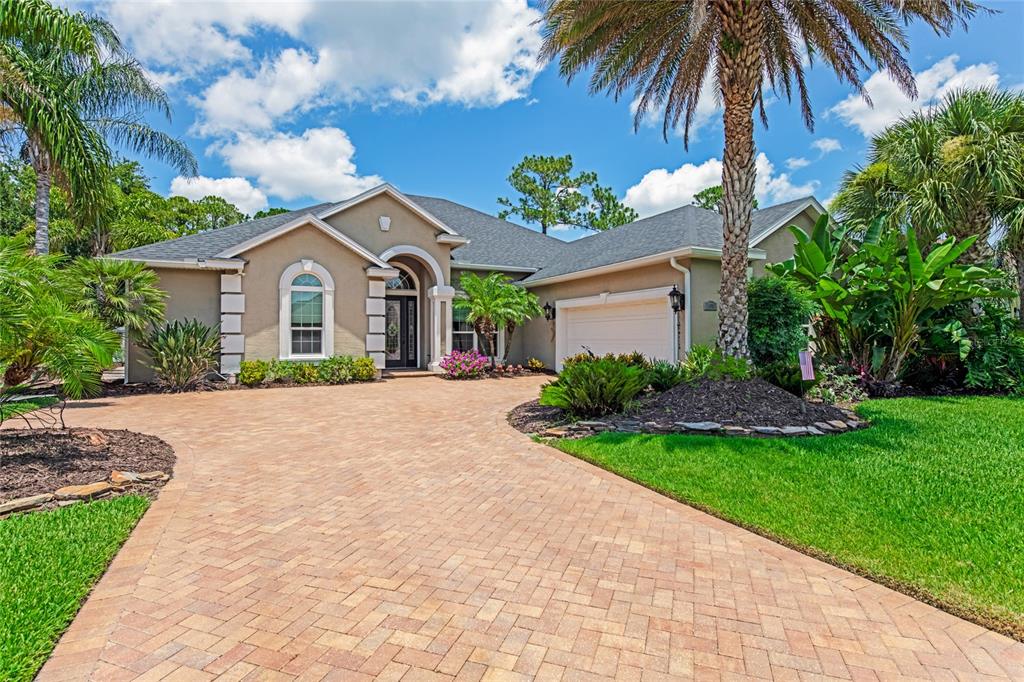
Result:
[212, 127, 383, 202]
[786, 157, 811, 170]
[101, 0, 544, 133]
[624, 154, 818, 217]
[830, 55, 1000, 137]
[811, 138, 842, 155]
[169, 175, 269, 216]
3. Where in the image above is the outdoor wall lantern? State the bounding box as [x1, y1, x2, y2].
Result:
[668, 285, 685, 312]
[543, 302, 556, 321]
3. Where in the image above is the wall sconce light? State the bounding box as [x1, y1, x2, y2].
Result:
[668, 285, 685, 312]
[543, 302, 556, 321]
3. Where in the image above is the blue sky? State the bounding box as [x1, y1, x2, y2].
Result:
[95, 0, 1024, 241]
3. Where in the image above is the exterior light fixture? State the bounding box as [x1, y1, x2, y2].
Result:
[668, 285, 685, 312]
[543, 302, 556, 321]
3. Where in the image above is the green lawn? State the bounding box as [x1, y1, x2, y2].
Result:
[0, 496, 150, 681]
[555, 396, 1024, 637]
[0, 395, 58, 420]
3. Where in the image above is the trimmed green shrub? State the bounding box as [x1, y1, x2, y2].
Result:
[748, 276, 815, 367]
[649, 360, 683, 391]
[317, 355, 353, 383]
[140, 319, 220, 391]
[539, 358, 648, 418]
[757, 361, 815, 396]
[681, 344, 751, 382]
[238, 360, 269, 386]
[351, 356, 378, 382]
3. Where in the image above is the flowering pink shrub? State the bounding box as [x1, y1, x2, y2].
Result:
[440, 349, 490, 379]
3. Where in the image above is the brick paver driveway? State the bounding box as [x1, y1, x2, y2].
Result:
[40, 376, 1023, 681]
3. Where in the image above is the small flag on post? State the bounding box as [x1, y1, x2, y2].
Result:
[799, 350, 815, 381]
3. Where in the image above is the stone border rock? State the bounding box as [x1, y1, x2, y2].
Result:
[0, 470, 170, 518]
[539, 413, 867, 440]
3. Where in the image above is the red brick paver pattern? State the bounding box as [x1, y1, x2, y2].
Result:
[38, 377, 1023, 680]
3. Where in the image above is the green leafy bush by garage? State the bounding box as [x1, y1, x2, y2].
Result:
[540, 357, 649, 418]
[680, 344, 750, 382]
[748, 275, 815, 367]
[238, 356, 377, 387]
[139, 319, 220, 391]
[648, 360, 684, 391]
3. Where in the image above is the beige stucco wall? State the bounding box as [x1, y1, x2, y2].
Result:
[238, 224, 369, 361]
[323, 194, 451, 288]
[125, 268, 220, 383]
[752, 210, 815, 275]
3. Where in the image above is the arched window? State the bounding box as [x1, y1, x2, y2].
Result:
[279, 261, 334, 359]
[289, 274, 323, 355]
[385, 271, 416, 291]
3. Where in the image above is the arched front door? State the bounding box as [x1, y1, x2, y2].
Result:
[383, 264, 419, 368]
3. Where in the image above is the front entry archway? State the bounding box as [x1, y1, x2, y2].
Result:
[383, 263, 419, 369]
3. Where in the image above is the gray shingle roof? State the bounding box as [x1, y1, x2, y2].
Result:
[519, 196, 815, 283]
[406, 195, 571, 271]
[109, 203, 333, 261]
[110, 189, 817, 282]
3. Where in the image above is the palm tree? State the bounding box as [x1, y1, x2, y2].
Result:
[0, 235, 119, 397]
[454, 272, 520, 367]
[833, 88, 1024, 263]
[540, 0, 981, 358]
[62, 257, 166, 335]
[500, 283, 542, 364]
[2, 15, 196, 254]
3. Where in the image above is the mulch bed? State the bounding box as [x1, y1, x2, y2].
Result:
[0, 428, 175, 501]
[508, 400, 568, 433]
[627, 378, 849, 427]
[508, 378, 851, 435]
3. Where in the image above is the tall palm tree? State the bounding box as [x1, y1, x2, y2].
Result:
[2, 15, 196, 254]
[454, 272, 520, 366]
[833, 88, 1024, 263]
[540, 0, 981, 358]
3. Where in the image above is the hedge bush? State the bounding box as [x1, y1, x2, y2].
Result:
[748, 276, 816, 367]
[238, 356, 377, 387]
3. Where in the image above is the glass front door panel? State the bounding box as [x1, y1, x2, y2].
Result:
[385, 299, 401, 361]
[384, 296, 417, 368]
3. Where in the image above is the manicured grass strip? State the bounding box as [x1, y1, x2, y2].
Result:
[555, 396, 1024, 638]
[0, 395, 58, 420]
[0, 496, 150, 681]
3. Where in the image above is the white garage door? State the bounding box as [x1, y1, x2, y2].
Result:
[558, 297, 673, 369]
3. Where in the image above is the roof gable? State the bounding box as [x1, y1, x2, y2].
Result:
[316, 184, 460, 236]
[219, 214, 390, 267]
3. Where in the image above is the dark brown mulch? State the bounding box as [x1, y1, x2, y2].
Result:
[507, 399, 567, 433]
[0, 428, 175, 501]
[626, 378, 849, 427]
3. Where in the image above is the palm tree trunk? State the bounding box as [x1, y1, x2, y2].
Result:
[715, 0, 763, 359]
[1013, 250, 1024, 323]
[962, 201, 993, 264]
[30, 142, 53, 255]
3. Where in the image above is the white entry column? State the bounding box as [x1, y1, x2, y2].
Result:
[220, 273, 244, 375]
[427, 285, 455, 372]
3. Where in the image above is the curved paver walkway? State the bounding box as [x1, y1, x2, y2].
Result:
[38, 376, 1023, 681]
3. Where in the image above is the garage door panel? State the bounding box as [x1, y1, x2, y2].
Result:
[560, 300, 672, 365]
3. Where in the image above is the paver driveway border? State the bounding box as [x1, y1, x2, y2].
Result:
[35, 376, 1024, 680]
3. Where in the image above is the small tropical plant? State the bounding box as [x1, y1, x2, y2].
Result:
[139, 319, 219, 391]
[648, 360, 683, 392]
[439, 349, 490, 380]
[806, 364, 867, 405]
[350, 356, 377, 382]
[540, 357, 648, 418]
[526, 357, 546, 371]
[238, 359, 269, 387]
[680, 344, 751, 383]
